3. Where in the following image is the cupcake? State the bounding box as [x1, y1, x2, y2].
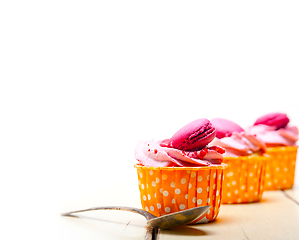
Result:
[134, 118, 227, 223]
[247, 112, 298, 190]
[210, 118, 268, 204]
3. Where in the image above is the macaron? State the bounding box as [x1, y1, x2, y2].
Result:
[210, 118, 244, 139]
[254, 112, 289, 129]
[169, 118, 216, 151]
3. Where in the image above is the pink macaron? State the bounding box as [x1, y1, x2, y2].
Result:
[210, 118, 244, 139]
[168, 118, 216, 151]
[254, 112, 289, 129]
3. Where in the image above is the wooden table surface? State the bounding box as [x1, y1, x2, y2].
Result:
[58, 178, 299, 240]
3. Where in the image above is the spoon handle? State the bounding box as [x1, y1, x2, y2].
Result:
[61, 206, 157, 221]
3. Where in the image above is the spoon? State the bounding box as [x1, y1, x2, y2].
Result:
[61, 205, 210, 229]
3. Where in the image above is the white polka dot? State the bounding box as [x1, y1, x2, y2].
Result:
[157, 203, 161, 209]
[250, 186, 253, 190]
[156, 178, 160, 183]
[148, 194, 151, 200]
[192, 197, 196, 203]
[163, 191, 169, 197]
[143, 195, 147, 201]
[189, 183, 192, 189]
[154, 193, 156, 198]
[213, 173, 216, 178]
[249, 173, 253, 177]
[191, 172, 196, 178]
[216, 190, 219, 196]
[232, 181, 236, 185]
[255, 191, 258, 196]
[237, 199, 242, 203]
[162, 174, 167, 180]
[172, 198, 175, 204]
[149, 170, 153, 175]
[207, 175, 210, 180]
[198, 176, 203, 182]
[138, 180, 141, 185]
[284, 168, 288, 171]
[139, 172, 143, 178]
[179, 204, 185, 210]
[197, 187, 202, 193]
[207, 186, 210, 192]
[165, 207, 171, 213]
[227, 183, 230, 187]
[181, 178, 186, 184]
[207, 198, 210, 203]
[170, 182, 175, 188]
[219, 174, 222, 180]
[241, 185, 245, 190]
[276, 168, 280, 171]
[160, 188, 163, 193]
[145, 206, 148, 211]
[185, 194, 188, 199]
[197, 199, 202, 205]
[150, 206, 154, 211]
[175, 188, 181, 194]
[152, 181, 156, 187]
[213, 184, 216, 189]
[141, 184, 145, 189]
[146, 184, 148, 188]
[207, 209, 210, 215]
[227, 192, 231, 197]
[235, 190, 238, 194]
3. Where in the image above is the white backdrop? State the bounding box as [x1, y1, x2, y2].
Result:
[1, 1, 299, 239]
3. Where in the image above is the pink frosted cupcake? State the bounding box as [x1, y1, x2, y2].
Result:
[135, 118, 227, 223]
[210, 118, 269, 204]
[247, 112, 298, 190]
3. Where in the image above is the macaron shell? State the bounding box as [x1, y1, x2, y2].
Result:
[210, 118, 244, 139]
[169, 118, 216, 151]
[254, 112, 289, 129]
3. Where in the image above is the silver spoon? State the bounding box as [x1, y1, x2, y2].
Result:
[61, 205, 210, 229]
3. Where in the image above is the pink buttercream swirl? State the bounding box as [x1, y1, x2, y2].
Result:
[246, 124, 298, 147]
[135, 139, 225, 167]
[210, 132, 266, 157]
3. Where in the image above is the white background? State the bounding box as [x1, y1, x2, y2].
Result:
[1, 1, 299, 239]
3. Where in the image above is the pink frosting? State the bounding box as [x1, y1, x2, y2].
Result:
[246, 124, 298, 147]
[135, 139, 225, 167]
[210, 132, 266, 157]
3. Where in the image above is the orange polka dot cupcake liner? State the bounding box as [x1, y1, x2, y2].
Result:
[135, 164, 227, 224]
[264, 146, 298, 190]
[222, 155, 268, 204]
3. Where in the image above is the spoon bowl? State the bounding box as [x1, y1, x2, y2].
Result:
[61, 205, 210, 229]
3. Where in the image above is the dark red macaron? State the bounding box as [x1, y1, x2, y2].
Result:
[254, 112, 289, 129]
[169, 118, 216, 151]
[210, 118, 244, 139]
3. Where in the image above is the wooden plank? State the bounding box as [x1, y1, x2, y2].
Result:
[60, 209, 152, 240]
[59, 181, 151, 240]
[159, 191, 299, 240]
[284, 184, 299, 204]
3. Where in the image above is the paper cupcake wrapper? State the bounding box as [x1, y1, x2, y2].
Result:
[264, 146, 298, 190]
[135, 164, 226, 224]
[222, 155, 268, 204]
